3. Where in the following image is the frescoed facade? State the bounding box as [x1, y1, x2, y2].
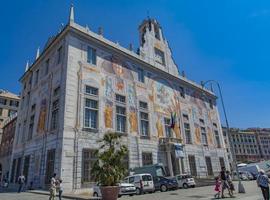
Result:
[11, 6, 229, 192]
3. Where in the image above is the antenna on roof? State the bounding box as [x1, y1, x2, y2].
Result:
[36, 47, 40, 60]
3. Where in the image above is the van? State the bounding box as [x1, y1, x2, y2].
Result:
[124, 173, 155, 195]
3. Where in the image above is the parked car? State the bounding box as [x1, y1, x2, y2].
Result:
[154, 176, 178, 192]
[124, 173, 155, 195]
[92, 182, 136, 197]
[233, 171, 249, 180]
[175, 174, 196, 189]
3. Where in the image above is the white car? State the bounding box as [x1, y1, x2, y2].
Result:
[175, 174, 196, 189]
[92, 182, 136, 197]
[124, 173, 155, 195]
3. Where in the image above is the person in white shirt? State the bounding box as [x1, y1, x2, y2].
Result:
[49, 173, 57, 200]
[17, 174, 25, 193]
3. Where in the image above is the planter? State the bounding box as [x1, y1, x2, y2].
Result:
[101, 186, 119, 200]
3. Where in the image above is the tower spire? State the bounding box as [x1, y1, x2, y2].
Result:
[36, 47, 40, 60]
[69, 4, 74, 24]
[25, 60, 29, 72]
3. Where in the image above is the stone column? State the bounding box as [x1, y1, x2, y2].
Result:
[166, 146, 174, 177]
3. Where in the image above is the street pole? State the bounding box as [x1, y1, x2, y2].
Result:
[201, 80, 245, 193]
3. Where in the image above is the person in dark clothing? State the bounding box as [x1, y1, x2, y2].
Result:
[17, 174, 25, 193]
[257, 169, 270, 200]
[220, 167, 232, 198]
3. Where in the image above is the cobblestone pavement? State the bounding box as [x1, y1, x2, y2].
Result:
[0, 181, 263, 200]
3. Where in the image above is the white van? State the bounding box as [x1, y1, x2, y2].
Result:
[124, 173, 155, 195]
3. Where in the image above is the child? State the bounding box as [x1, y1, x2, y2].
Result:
[214, 176, 221, 199]
[58, 179, 63, 200]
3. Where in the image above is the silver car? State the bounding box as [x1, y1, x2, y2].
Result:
[175, 174, 196, 189]
[93, 182, 136, 197]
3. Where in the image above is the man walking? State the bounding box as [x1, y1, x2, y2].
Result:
[257, 169, 270, 200]
[49, 173, 57, 200]
[220, 167, 232, 198]
[17, 173, 25, 193]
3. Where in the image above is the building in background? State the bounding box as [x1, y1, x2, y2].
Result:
[11, 6, 229, 192]
[0, 90, 20, 143]
[230, 128, 270, 163]
[0, 114, 17, 182]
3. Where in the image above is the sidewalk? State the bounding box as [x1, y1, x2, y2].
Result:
[28, 190, 101, 200]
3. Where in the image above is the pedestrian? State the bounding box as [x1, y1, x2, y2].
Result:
[220, 167, 232, 198]
[17, 173, 25, 193]
[49, 173, 57, 200]
[257, 169, 270, 200]
[226, 171, 235, 196]
[58, 179, 63, 200]
[214, 176, 221, 199]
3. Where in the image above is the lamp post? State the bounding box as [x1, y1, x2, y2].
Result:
[201, 80, 245, 193]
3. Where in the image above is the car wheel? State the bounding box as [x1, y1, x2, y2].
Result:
[183, 183, 188, 189]
[129, 194, 134, 196]
[160, 184, 167, 192]
[136, 188, 141, 195]
[93, 192, 99, 197]
[118, 194, 122, 198]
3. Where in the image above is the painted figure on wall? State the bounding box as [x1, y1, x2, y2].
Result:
[116, 77, 125, 91]
[104, 101, 113, 128]
[194, 124, 201, 145]
[156, 82, 170, 105]
[105, 76, 113, 98]
[156, 115, 164, 138]
[127, 84, 136, 108]
[37, 99, 47, 134]
[129, 108, 138, 133]
[207, 127, 214, 146]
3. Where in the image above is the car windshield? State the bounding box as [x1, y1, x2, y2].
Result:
[142, 175, 152, 181]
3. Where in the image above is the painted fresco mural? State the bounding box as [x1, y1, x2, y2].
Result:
[99, 54, 219, 146]
[37, 99, 47, 134]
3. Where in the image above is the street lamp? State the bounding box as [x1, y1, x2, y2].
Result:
[201, 80, 245, 193]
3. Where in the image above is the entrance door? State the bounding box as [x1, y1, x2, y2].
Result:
[15, 157, 22, 183]
[171, 153, 180, 175]
[188, 155, 197, 176]
[205, 156, 213, 176]
[45, 149, 55, 184]
[23, 155, 30, 183]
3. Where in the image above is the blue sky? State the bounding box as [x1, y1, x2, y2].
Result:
[0, 0, 269, 128]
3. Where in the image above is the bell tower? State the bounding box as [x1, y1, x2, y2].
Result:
[138, 18, 179, 76]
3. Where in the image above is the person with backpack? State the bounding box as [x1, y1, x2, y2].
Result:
[17, 173, 25, 193]
[220, 167, 232, 198]
[257, 169, 270, 200]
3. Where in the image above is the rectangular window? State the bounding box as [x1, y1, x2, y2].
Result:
[35, 69, 39, 84]
[28, 115, 35, 140]
[138, 68, 145, 83]
[85, 86, 98, 96]
[82, 149, 97, 183]
[188, 155, 197, 177]
[140, 112, 149, 137]
[183, 114, 189, 121]
[139, 101, 148, 109]
[87, 46, 97, 65]
[154, 48, 165, 65]
[45, 149, 55, 184]
[164, 117, 171, 137]
[199, 119, 205, 125]
[142, 152, 153, 166]
[51, 99, 59, 130]
[0, 98, 7, 105]
[84, 98, 98, 129]
[184, 123, 192, 144]
[179, 86, 185, 98]
[115, 94, 126, 104]
[0, 108, 2, 116]
[45, 59, 50, 75]
[57, 46, 63, 64]
[116, 106, 126, 133]
[209, 99, 213, 109]
[31, 104, 36, 112]
[201, 127, 208, 145]
[8, 110, 16, 117]
[205, 156, 213, 176]
[215, 130, 221, 148]
[219, 157, 225, 170]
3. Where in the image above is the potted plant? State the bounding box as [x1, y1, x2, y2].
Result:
[91, 132, 128, 200]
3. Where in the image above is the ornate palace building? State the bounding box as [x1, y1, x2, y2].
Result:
[11, 6, 229, 192]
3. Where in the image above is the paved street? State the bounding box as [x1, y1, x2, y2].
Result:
[0, 181, 264, 200]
